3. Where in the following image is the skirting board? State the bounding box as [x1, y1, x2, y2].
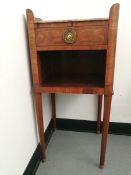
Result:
[56, 118, 131, 135]
[23, 118, 131, 175]
[23, 119, 54, 175]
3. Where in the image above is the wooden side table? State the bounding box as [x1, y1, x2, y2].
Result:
[26, 3, 120, 168]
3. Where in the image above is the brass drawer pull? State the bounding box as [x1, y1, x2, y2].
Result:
[64, 29, 76, 44]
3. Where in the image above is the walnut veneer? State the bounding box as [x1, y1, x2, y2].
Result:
[26, 3, 119, 168]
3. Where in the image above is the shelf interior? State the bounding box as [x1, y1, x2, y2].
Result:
[38, 50, 106, 88]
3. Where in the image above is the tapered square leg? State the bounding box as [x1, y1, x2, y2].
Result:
[100, 95, 112, 168]
[51, 93, 56, 129]
[34, 93, 46, 161]
[96, 95, 103, 134]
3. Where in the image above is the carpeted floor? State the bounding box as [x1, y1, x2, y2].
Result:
[36, 130, 131, 175]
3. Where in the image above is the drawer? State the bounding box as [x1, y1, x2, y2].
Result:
[35, 22, 108, 50]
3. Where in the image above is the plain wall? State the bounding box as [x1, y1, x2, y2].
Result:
[0, 0, 131, 175]
[0, 1, 52, 175]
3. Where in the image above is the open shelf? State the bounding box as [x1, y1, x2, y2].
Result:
[38, 50, 106, 89]
[42, 74, 104, 87]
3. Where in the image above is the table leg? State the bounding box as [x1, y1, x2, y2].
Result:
[100, 95, 112, 169]
[51, 93, 56, 129]
[34, 93, 46, 161]
[96, 95, 103, 134]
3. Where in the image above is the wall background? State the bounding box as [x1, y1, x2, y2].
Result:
[0, 0, 131, 175]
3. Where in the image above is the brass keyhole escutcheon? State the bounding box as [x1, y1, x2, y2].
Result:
[64, 29, 76, 44]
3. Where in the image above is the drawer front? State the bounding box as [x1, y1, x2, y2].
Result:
[36, 28, 66, 46]
[77, 27, 107, 44]
[35, 26, 107, 49]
